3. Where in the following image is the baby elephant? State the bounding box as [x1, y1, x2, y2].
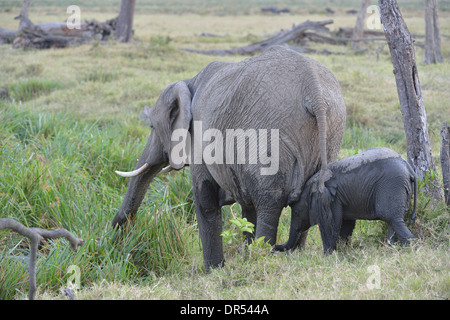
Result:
[276, 147, 417, 254]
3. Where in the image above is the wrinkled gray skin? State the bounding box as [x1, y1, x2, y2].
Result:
[276, 147, 417, 255]
[112, 46, 346, 271]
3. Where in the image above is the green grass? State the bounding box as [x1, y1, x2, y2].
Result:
[0, 103, 195, 298]
[0, 2, 449, 300]
[8, 78, 63, 102]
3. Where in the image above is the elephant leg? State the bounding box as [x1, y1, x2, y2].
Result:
[377, 185, 414, 246]
[386, 224, 398, 244]
[297, 229, 309, 250]
[254, 206, 282, 246]
[193, 174, 224, 272]
[386, 217, 415, 245]
[340, 219, 356, 245]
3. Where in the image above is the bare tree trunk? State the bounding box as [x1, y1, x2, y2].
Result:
[424, 0, 443, 64]
[115, 0, 136, 42]
[352, 0, 371, 50]
[378, 0, 441, 199]
[441, 122, 450, 205]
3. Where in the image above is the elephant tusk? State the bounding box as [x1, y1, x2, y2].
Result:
[115, 163, 150, 178]
[158, 165, 173, 175]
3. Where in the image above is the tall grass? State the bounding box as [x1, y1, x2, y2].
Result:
[0, 102, 197, 299]
[8, 78, 63, 102]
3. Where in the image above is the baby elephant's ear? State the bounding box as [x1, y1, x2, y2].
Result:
[169, 81, 192, 170]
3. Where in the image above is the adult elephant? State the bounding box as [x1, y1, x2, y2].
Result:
[112, 46, 346, 271]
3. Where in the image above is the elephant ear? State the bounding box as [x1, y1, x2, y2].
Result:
[168, 81, 192, 170]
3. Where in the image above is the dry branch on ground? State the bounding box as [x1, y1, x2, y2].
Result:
[0, 218, 84, 300]
[182, 19, 336, 56]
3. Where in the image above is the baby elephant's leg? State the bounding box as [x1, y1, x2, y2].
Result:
[387, 217, 415, 245]
[386, 224, 398, 244]
[376, 182, 415, 245]
[340, 220, 356, 245]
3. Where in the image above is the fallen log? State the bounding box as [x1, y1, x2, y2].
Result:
[335, 26, 427, 40]
[0, 9, 118, 49]
[32, 20, 113, 38]
[9, 18, 118, 49]
[182, 19, 334, 56]
[303, 31, 348, 45]
[0, 27, 17, 44]
[0, 0, 120, 48]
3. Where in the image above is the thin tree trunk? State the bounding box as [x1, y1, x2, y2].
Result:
[115, 0, 136, 42]
[352, 0, 371, 50]
[441, 122, 450, 205]
[424, 0, 443, 64]
[378, 0, 441, 199]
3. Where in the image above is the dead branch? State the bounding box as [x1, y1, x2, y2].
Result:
[0, 0, 118, 49]
[10, 18, 118, 49]
[0, 27, 17, 44]
[303, 31, 348, 45]
[0, 218, 84, 300]
[335, 26, 426, 40]
[16, 0, 33, 30]
[182, 19, 334, 56]
[183, 19, 394, 57]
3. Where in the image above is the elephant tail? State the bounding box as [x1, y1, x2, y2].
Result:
[316, 106, 328, 193]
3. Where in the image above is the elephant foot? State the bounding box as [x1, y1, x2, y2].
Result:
[274, 242, 298, 252]
[204, 259, 225, 273]
[274, 244, 287, 252]
[111, 212, 135, 228]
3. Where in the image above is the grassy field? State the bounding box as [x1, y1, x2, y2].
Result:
[0, 1, 449, 300]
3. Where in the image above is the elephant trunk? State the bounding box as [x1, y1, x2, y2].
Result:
[112, 130, 170, 227]
[112, 162, 164, 227]
[275, 223, 308, 252]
